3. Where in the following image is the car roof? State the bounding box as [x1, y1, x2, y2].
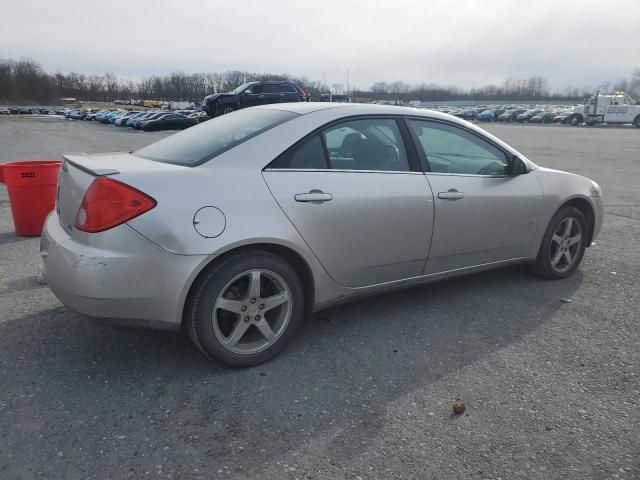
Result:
[259, 101, 468, 121]
[259, 80, 294, 85]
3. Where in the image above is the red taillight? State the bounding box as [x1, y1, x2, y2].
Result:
[75, 177, 156, 233]
[299, 89, 307, 100]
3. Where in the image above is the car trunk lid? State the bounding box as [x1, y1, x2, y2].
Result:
[57, 152, 180, 233]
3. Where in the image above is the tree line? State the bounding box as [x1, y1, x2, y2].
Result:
[1, 57, 639, 105]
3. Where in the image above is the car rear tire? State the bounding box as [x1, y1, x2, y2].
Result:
[186, 250, 305, 367]
[634, 115, 640, 128]
[529, 206, 587, 279]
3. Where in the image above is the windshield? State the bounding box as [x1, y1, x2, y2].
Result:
[232, 83, 255, 94]
[135, 108, 298, 166]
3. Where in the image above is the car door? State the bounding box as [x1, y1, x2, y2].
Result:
[405, 118, 544, 274]
[263, 117, 435, 288]
[242, 84, 263, 107]
[259, 84, 281, 105]
[278, 83, 299, 102]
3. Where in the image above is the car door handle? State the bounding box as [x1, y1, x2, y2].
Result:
[438, 189, 465, 200]
[294, 191, 333, 203]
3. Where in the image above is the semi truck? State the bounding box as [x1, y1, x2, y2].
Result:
[569, 91, 640, 127]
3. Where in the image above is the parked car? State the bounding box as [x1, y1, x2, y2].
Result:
[517, 109, 543, 122]
[452, 109, 478, 120]
[115, 111, 142, 126]
[43, 103, 603, 367]
[108, 111, 131, 124]
[97, 110, 121, 123]
[69, 110, 88, 120]
[187, 111, 208, 122]
[477, 110, 495, 121]
[202, 81, 308, 117]
[497, 109, 526, 122]
[123, 111, 151, 127]
[140, 113, 198, 131]
[0, 107, 10, 115]
[529, 111, 557, 124]
[84, 110, 100, 121]
[18, 107, 32, 114]
[553, 111, 573, 124]
[92, 110, 110, 122]
[8, 107, 19, 114]
[130, 111, 167, 129]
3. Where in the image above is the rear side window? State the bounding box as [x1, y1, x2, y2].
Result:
[262, 84, 279, 94]
[271, 134, 327, 169]
[135, 109, 298, 166]
[278, 83, 297, 93]
[270, 117, 410, 172]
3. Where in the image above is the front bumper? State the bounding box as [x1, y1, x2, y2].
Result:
[41, 213, 207, 330]
[591, 195, 604, 243]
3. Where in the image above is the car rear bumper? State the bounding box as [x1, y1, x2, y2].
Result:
[41, 212, 207, 330]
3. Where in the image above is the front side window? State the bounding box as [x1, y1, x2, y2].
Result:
[407, 119, 508, 176]
[135, 109, 298, 166]
[233, 83, 254, 94]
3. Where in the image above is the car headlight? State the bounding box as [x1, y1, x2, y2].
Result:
[590, 181, 602, 197]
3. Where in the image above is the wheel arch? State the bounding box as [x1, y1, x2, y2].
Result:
[570, 113, 583, 124]
[633, 114, 640, 127]
[181, 242, 316, 328]
[560, 197, 595, 246]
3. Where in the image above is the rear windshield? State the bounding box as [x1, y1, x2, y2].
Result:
[135, 108, 298, 166]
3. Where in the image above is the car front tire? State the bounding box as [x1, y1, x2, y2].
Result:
[187, 250, 305, 367]
[529, 206, 588, 279]
[218, 105, 235, 116]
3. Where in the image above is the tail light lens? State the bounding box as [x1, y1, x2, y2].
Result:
[75, 177, 156, 233]
[299, 89, 307, 100]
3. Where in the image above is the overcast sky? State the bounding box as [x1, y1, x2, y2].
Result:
[1, 0, 639, 91]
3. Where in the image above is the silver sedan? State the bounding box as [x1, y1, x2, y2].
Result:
[42, 103, 603, 366]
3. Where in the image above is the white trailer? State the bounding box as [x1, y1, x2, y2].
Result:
[162, 101, 195, 111]
[569, 92, 640, 127]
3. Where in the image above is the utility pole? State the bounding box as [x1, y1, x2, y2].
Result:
[346, 69, 350, 95]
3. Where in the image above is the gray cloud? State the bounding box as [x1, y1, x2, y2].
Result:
[1, 0, 638, 90]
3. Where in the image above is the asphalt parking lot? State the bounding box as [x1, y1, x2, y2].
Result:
[1, 116, 639, 480]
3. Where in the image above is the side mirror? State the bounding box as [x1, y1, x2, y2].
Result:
[244, 89, 252, 95]
[507, 155, 527, 176]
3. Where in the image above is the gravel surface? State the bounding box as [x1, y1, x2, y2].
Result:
[0, 117, 639, 480]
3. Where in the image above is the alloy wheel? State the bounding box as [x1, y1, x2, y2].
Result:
[549, 216, 583, 273]
[211, 269, 292, 355]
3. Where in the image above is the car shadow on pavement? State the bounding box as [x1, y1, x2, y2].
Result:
[0, 265, 583, 478]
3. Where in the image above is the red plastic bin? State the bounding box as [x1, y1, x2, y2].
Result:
[0, 160, 62, 236]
